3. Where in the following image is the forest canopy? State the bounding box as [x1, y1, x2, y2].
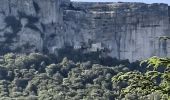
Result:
[0, 53, 169, 100]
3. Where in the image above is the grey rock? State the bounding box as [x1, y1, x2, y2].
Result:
[0, 0, 169, 62]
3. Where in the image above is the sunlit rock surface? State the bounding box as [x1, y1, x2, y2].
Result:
[0, 0, 170, 62]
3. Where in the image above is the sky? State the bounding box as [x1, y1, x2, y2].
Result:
[71, 0, 170, 5]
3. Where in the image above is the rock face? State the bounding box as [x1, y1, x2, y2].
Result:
[0, 0, 170, 62]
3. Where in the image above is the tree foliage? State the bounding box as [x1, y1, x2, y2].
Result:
[112, 56, 170, 99]
[0, 53, 170, 100]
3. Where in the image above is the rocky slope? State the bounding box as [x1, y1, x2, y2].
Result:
[0, 0, 170, 61]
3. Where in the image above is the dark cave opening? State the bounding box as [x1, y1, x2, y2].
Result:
[5, 16, 22, 34]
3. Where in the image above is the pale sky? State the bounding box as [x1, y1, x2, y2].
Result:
[71, 0, 170, 5]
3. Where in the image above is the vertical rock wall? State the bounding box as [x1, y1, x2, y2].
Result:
[63, 2, 170, 61]
[0, 0, 65, 54]
[0, 0, 169, 62]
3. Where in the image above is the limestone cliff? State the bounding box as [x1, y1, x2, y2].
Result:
[0, 0, 170, 62]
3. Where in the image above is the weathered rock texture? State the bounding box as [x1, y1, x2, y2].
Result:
[0, 0, 170, 62]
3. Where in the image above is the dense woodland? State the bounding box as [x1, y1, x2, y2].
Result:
[0, 52, 169, 100]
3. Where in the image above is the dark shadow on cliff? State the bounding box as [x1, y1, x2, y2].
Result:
[47, 46, 146, 72]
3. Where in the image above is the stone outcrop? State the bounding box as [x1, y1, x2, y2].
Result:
[0, 0, 170, 62]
